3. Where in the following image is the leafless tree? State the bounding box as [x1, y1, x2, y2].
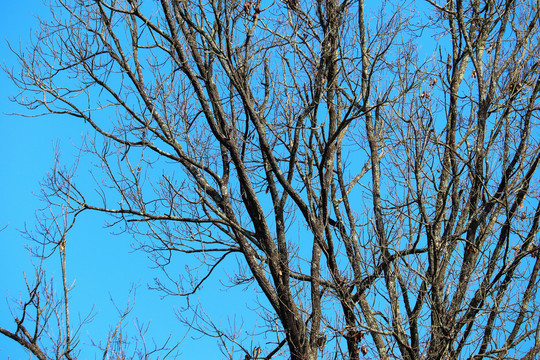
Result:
[2, 0, 540, 359]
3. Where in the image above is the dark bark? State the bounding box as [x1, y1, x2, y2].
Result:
[3, 0, 540, 359]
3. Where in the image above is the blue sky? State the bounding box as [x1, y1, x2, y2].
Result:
[0, 1, 381, 358]
[1, 0, 510, 358]
[0, 0, 58, 357]
[0, 1, 244, 358]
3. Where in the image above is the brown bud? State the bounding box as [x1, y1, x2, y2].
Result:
[243, 1, 253, 14]
[360, 344, 368, 355]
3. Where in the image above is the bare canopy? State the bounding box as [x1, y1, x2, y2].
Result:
[2, 0, 540, 359]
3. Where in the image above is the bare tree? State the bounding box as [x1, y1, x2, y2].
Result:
[2, 0, 540, 359]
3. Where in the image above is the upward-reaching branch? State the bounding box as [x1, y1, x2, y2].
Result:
[3, 0, 540, 359]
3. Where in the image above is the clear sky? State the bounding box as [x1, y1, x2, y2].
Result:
[0, 1, 450, 359]
[0, 1, 59, 357]
[0, 1, 253, 358]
